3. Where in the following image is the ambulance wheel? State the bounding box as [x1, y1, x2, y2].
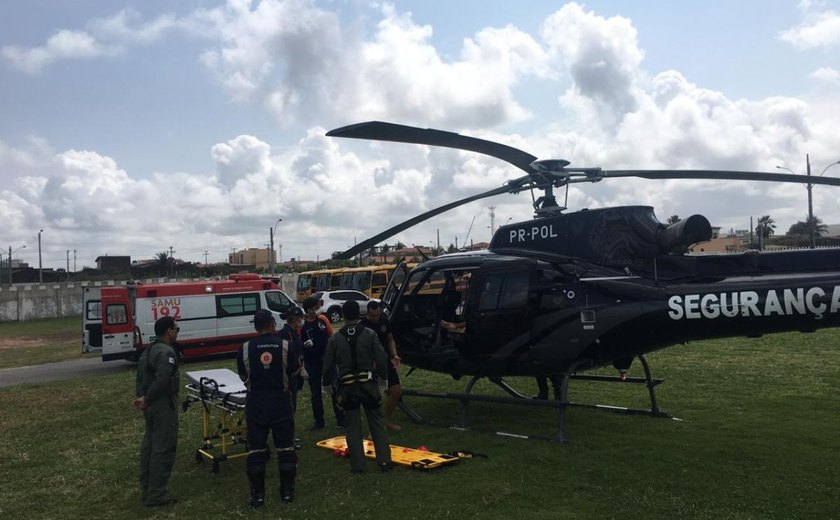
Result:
[327, 307, 342, 324]
[195, 450, 203, 463]
[212, 461, 220, 474]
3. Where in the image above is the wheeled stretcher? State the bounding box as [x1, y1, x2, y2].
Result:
[182, 369, 248, 473]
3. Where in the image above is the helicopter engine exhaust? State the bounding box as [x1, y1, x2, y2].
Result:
[657, 214, 712, 253]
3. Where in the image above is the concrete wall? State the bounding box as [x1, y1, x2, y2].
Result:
[0, 274, 299, 323]
[0, 281, 116, 322]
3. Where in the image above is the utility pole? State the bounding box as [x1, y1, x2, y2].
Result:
[8, 245, 25, 286]
[806, 154, 814, 249]
[204, 250, 209, 264]
[38, 229, 44, 283]
[66, 250, 70, 281]
[168, 246, 175, 277]
[489, 206, 496, 238]
[73, 250, 77, 272]
[749, 216, 754, 247]
[436, 228, 440, 252]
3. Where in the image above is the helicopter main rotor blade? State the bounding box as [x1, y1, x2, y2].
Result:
[602, 170, 840, 187]
[334, 184, 515, 260]
[327, 121, 539, 174]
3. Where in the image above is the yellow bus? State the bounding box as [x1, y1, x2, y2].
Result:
[336, 265, 389, 299]
[296, 268, 348, 302]
[338, 263, 419, 299]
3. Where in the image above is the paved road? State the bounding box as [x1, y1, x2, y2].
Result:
[0, 357, 135, 388]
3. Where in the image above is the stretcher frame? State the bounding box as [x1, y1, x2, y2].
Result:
[182, 370, 249, 473]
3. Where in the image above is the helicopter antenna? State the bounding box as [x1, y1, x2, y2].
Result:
[463, 214, 478, 246]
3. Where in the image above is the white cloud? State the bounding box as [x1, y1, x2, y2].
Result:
[89, 8, 179, 45]
[1, 8, 180, 73]
[542, 3, 644, 122]
[779, 7, 840, 49]
[197, 1, 550, 127]
[1, 30, 114, 74]
[811, 66, 840, 83]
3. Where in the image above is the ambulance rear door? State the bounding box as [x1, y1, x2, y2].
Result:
[82, 286, 102, 353]
[101, 287, 136, 361]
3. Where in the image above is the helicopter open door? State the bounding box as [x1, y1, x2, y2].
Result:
[382, 260, 408, 313]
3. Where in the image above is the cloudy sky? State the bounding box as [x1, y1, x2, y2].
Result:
[2, 0, 840, 270]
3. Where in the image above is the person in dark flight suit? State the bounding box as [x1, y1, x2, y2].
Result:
[133, 316, 180, 507]
[322, 300, 392, 473]
[237, 309, 300, 507]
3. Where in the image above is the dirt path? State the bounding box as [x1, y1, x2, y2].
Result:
[0, 328, 77, 350]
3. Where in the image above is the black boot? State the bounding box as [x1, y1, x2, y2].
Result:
[247, 471, 265, 508]
[279, 464, 296, 503]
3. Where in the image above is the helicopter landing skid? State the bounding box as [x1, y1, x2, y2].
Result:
[398, 355, 672, 443]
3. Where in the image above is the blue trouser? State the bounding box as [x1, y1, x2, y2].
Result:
[245, 397, 297, 475]
[304, 357, 345, 426]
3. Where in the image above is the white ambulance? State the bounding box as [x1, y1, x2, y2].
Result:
[83, 274, 298, 361]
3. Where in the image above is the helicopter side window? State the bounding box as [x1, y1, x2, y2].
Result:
[478, 274, 504, 311]
[499, 271, 529, 309]
[478, 271, 529, 311]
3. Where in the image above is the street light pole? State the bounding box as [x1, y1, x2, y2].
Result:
[270, 218, 282, 274]
[38, 229, 44, 283]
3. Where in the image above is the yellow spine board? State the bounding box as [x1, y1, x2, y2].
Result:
[316, 436, 460, 470]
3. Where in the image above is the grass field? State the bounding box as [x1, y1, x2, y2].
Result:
[1, 324, 838, 520]
[0, 317, 92, 369]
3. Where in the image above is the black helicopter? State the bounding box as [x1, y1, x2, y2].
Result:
[326, 121, 840, 440]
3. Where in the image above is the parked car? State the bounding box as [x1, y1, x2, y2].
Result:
[312, 290, 377, 323]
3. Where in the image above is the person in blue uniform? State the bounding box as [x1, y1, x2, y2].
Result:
[301, 296, 345, 430]
[237, 309, 300, 507]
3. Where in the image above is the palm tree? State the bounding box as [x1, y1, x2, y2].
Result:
[810, 216, 829, 238]
[756, 215, 776, 240]
[155, 251, 171, 277]
[666, 215, 680, 225]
